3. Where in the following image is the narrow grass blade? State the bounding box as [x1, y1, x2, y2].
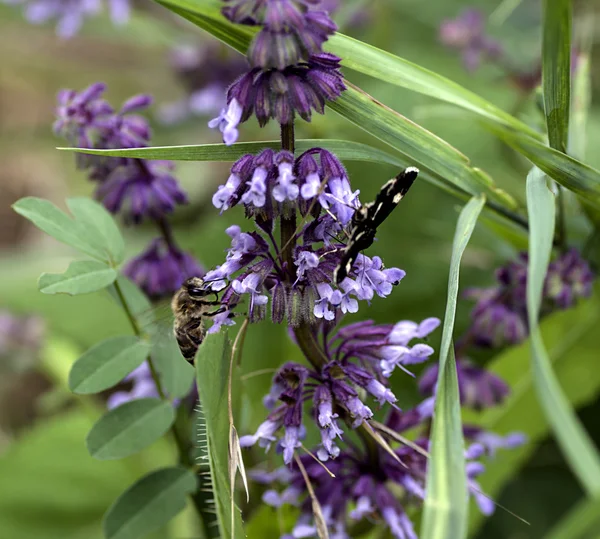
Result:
[542, 0, 572, 152]
[421, 195, 485, 539]
[487, 125, 600, 206]
[526, 168, 600, 495]
[328, 85, 516, 209]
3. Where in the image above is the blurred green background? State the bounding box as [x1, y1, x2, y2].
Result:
[1, 0, 600, 537]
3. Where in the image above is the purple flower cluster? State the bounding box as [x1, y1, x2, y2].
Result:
[252, 395, 523, 538]
[240, 318, 440, 464]
[241, 306, 527, 538]
[54, 83, 203, 298]
[158, 42, 248, 125]
[3, 0, 129, 38]
[202, 148, 406, 329]
[462, 248, 594, 349]
[210, 0, 345, 144]
[439, 9, 502, 71]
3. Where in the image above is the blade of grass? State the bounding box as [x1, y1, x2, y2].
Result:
[542, 0, 572, 152]
[526, 167, 600, 496]
[421, 195, 486, 539]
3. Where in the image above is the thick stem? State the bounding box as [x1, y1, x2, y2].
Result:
[280, 122, 297, 282]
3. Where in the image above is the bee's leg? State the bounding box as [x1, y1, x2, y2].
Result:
[204, 307, 227, 317]
[199, 300, 222, 306]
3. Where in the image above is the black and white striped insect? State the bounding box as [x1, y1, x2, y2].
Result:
[333, 167, 419, 284]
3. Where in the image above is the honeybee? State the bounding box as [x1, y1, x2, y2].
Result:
[171, 276, 226, 363]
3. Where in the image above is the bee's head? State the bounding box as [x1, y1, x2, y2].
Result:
[184, 277, 211, 300]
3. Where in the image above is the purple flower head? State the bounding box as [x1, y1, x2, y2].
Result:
[223, 0, 337, 69]
[248, 393, 518, 538]
[7, 0, 128, 39]
[123, 237, 204, 299]
[223, 53, 345, 130]
[204, 147, 419, 327]
[239, 318, 438, 464]
[419, 357, 510, 411]
[439, 9, 502, 71]
[53, 84, 190, 224]
[54, 84, 151, 155]
[96, 160, 187, 224]
[545, 248, 594, 309]
[464, 249, 594, 350]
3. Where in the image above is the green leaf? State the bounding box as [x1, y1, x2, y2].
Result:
[103, 467, 197, 539]
[151, 336, 195, 399]
[468, 297, 600, 534]
[421, 195, 485, 539]
[542, 0, 572, 152]
[526, 168, 600, 495]
[195, 331, 245, 539]
[60, 139, 404, 166]
[67, 198, 125, 265]
[155, 0, 540, 139]
[86, 399, 175, 460]
[38, 260, 117, 295]
[484, 124, 600, 206]
[68, 336, 150, 394]
[12, 197, 112, 262]
[546, 495, 600, 539]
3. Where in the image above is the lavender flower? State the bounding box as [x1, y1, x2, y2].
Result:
[439, 9, 502, 71]
[54, 84, 191, 226]
[204, 148, 411, 325]
[158, 43, 248, 125]
[252, 400, 523, 538]
[209, 0, 345, 143]
[123, 237, 204, 299]
[4, 0, 129, 38]
[463, 249, 594, 349]
[239, 317, 439, 464]
[96, 160, 188, 224]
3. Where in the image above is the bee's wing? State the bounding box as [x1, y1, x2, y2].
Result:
[137, 301, 189, 367]
[137, 301, 174, 338]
